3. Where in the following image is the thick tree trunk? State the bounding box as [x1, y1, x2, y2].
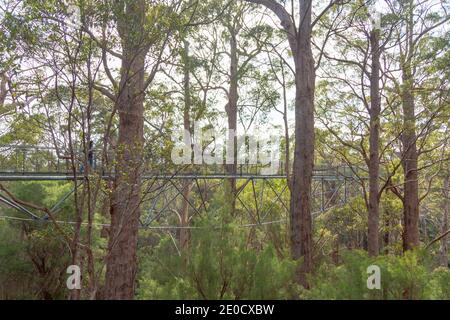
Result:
[368, 29, 381, 257]
[401, 68, 420, 251]
[104, 0, 148, 300]
[440, 174, 449, 267]
[290, 0, 315, 286]
[400, 0, 420, 252]
[244, 0, 315, 287]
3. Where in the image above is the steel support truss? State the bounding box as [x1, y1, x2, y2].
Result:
[0, 145, 363, 229]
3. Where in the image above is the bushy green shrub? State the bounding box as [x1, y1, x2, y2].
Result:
[0, 221, 35, 299]
[303, 249, 449, 300]
[137, 185, 298, 300]
[138, 232, 298, 299]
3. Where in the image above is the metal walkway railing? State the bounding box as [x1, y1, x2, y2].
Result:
[0, 144, 362, 181]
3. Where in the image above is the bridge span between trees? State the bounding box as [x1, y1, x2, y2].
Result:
[0, 144, 364, 229]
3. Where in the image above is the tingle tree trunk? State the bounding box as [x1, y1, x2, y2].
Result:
[401, 66, 420, 251]
[243, 0, 315, 287]
[368, 28, 381, 257]
[290, 0, 315, 286]
[104, 0, 149, 300]
[402, 71, 419, 251]
[105, 52, 146, 299]
[400, 0, 420, 252]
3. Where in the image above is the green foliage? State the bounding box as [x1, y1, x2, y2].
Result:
[0, 181, 77, 299]
[0, 0, 448, 301]
[303, 250, 450, 300]
[0, 113, 45, 145]
[0, 220, 35, 299]
[137, 186, 298, 300]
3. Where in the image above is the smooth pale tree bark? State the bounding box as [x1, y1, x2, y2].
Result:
[245, 0, 315, 286]
[368, 28, 381, 257]
[104, 0, 149, 299]
[280, 66, 291, 183]
[223, 8, 266, 212]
